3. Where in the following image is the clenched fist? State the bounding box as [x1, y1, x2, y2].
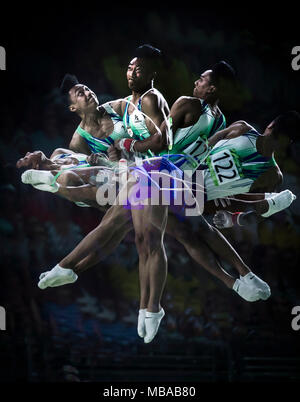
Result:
[107, 145, 122, 162]
[213, 210, 234, 229]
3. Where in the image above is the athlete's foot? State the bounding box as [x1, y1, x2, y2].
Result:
[240, 272, 271, 300]
[144, 308, 165, 344]
[39, 271, 50, 280]
[137, 309, 147, 338]
[232, 278, 261, 302]
[38, 264, 78, 289]
[21, 169, 59, 193]
[261, 190, 296, 217]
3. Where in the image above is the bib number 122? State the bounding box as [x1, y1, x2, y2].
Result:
[211, 151, 240, 185]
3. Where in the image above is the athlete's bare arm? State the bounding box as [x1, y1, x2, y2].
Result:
[249, 165, 283, 193]
[132, 96, 202, 153]
[208, 120, 254, 148]
[109, 99, 125, 116]
[69, 130, 92, 155]
[57, 183, 100, 209]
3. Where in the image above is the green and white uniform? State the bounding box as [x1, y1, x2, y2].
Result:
[123, 89, 159, 159]
[51, 152, 88, 167]
[50, 151, 91, 207]
[204, 129, 278, 201]
[124, 94, 226, 167]
[76, 102, 129, 154]
[161, 99, 226, 173]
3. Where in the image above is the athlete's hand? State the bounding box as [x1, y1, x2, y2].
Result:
[107, 145, 121, 162]
[213, 210, 234, 228]
[87, 152, 108, 166]
[114, 139, 122, 151]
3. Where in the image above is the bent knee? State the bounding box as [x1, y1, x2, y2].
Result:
[57, 170, 80, 186]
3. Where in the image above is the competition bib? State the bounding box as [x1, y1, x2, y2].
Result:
[184, 136, 209, 164]
[207, 149, 243, 186]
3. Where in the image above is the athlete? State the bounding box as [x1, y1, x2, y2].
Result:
[211, 110, 300, 227]
[21, 153, 295, 347]
[20, 53, 297, 342]
[103, 58, 235, 341]
[60, 74, 130, 156]
[110, 59, 230, 164]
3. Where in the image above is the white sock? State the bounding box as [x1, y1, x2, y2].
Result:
[264, 192, 277, 199]
[261, 190, 296, 217]
[21, 169, 59, 193]
[233, 278, 261, 302]
[144, 308, 165, 344]
[38, 264, 77, 289]
[137, 309, 147, 338]
[32, 182, 60, 193]
[240, 272, 271, 300]
[39, 271, 50, 280]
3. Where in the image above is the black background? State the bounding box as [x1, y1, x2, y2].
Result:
[0, 1, 300, 395]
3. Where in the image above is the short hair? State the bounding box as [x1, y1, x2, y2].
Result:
[272, 110, 300, 141]
[134, 44, 162, 59]
[133, 44, 162, 73]
[60, 73, 79, 106]
[210, 60, 236, 87]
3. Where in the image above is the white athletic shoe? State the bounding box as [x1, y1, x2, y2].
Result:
[240, 272, 271, 300]
[38, 264, 78, 289]
[137, 309, 147, 338]
[261, 190, 296, 217]
[39, 271, 50, 280]
[144, 308, 165, 343]
[21, 169, 59, 193]
[233, 278, 261, 302]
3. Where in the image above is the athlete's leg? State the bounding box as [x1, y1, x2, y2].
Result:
[165, 214, 235, 288]
[57, 183, 99, 207]
[60, 205, 132, 273]
[37, 171, 136, 288]
[197, 216, 251, 276]
[132, 204, 168, 343]
[204, 195, 269, 215]
[56, 170, 85, 186]
[165, 213, 268, 300]
[73, 220, 131, 274]
[21, 165, 105, 192]
[132, 205, 168, 313]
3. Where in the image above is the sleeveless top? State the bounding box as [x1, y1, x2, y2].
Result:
[76, 102, 129, 154]
[161, 99, 226, 173]
[204, 129, 278, 200]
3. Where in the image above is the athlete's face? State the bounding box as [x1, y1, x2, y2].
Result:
[68, 84, 99, 113]
[193, 70, 215, 99]
[127, 57, 154, 91]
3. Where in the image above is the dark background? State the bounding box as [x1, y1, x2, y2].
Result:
[0, 3, 300, 385]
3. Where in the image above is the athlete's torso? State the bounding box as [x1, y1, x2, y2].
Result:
[161, 99, 226, 173]
[204, 129, 278, 200]
[122, 88, 169, 159]
[51, 151, 89, 169]
[76, 103, 129, 154]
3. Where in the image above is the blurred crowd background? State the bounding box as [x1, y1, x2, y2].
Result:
[0, 7, 300, 382]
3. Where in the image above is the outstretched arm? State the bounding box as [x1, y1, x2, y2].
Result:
[208, 120, 254, 148]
